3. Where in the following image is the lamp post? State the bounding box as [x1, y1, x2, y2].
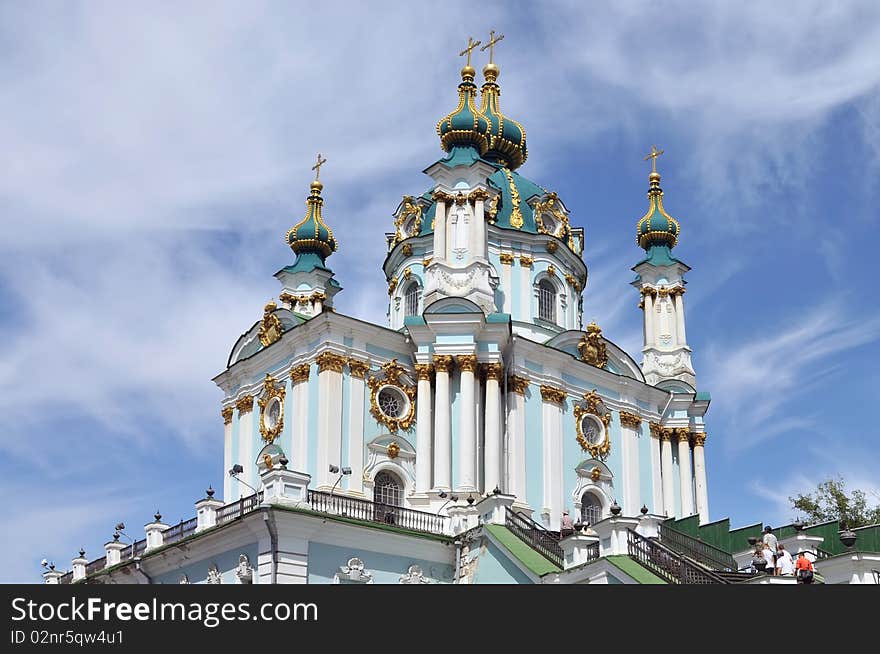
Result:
[228, 463, 260, 497]
[329, 465, 352, 496]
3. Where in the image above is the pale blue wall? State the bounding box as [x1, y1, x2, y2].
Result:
[153, 543, 259, 585]
[472, 541, 533, 584]
[524, 387, 543, 515]
[283, 378, 294, 464]
[307, 541, 453, 584]
[561, 398, 580, 514]
[637, 423, 655, 512]
[605, 416, 623, 504]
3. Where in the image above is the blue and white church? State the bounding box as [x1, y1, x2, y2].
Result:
[46, 39, 878, 585]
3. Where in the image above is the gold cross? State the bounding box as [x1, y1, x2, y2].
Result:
[480, 30, 505, 63]
[459, 36, 482, 68]
[311, 153, 327, 180]
[643, 145, 664, 174]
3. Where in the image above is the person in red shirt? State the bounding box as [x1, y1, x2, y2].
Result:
[795, 552, 815, 584]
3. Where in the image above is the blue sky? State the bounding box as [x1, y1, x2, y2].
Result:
[2, 2, 879, 582]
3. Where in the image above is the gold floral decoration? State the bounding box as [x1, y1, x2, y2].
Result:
[393, 196, 422, 246]
[502, 168, 524, 229]
[402, 243, 413, 257]
[387, 442, 401, 459]
[235, 395, 254, 415]
[577, 322, 608, 369]
[221, 406, 234, 425]
[546, 240, 558, 254]
[539, 384, 567, 405]
[519, 254, 534, 267]
[367, 359, 417, 432]
[388, 276, 399, 296]
[590, 466, 602, 482]
[618, 411, 642, 429]
[258, 302, 284, 347]
[693, 432, 707, 447]
[534, 192, 573, 249]
[507, 375, 530, 395]
[574, 390, 611, 459]
[482, 362, 503, 381]
[456, 354, 478, 372]
[347, 358, 370, 379]
[257, 374, 286, 444]
[316, 352, 346, 373]
[290, 364, 311, 383]
[499, 252, 515, 264]
[414, 363, 434, 381]
[675, 427, 691, 443]
[487, 194, 500, 224]
[432, 354, 454, 372]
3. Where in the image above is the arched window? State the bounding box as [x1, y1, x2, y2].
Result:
[374, 471, 403, 524]
[404, 282, 420, 317]
[580, 492, 602, 526]
[538, 279, 557, 323]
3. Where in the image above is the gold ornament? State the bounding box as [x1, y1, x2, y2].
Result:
[387, 441, 401, 459]
[619, 411, 642, 429]
[519, 254, 534, 267]
[402, 243, 413, 257]
[534, 192, 574, 249]
[367, 359, 417, 432]
[258, 302, 284, 347]
[257, 374, 286, 444]
[502, 168, 523, 229]
[546, 240, 558, 254]
[221, 406, 234, 425]
[487, 194, 500, 224]
[393, 196, 423, 246]
[590, 466, 602, 482]
[414, 363, 434, 381]
[574, 390, 611, 459]
[347, 358, 370, 379]
[316, 352, 346, 373]
[499, 252, 515, 265]
[693, 432, 707, 447]
[577, 322, 608, 369]
[482, 362, 503, 381]
[675, 427, 691, 443]
[388, 277, 399, 296]
[540, 384, 566, 405]
[290, 364, 311, 383]
[456, 354, 478, 372]
[507, 375, 530, 395]
[235, 395, 254, 415]
[433, 354, 454, 372]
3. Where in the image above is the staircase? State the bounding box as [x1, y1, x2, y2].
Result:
[627, 529, 729, 584]
[504, 507, 564, 568]
[649, 523, 755, 583]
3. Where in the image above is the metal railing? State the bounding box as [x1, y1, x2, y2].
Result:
[504, 507, 564, 568]
[58, 571, 73, 585]
[815, 546, 833, 560]
[307, 490, 446, 535]
[627, 529, 727, 584]
[162, 517, 198, 546]
[216, 491, 264, 526]
[85, 557, 107, 575]
[659, 523, 738, 571]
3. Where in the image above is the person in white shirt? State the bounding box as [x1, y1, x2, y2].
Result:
[762, 542, 776, 574]
[776, 544, 794, 575]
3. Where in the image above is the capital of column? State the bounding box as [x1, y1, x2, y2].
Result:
[507, 375, 530, 395]
[499, 252, 515, 265]
[235, 395, 254, 415]
[347, 358, 370, 379]
[221, 406, 234, 425]
[519, 254, 534, 267]
[433, 354, 454, 372]
[290, 363, 311, 383]
[675, 427, 691, 443]
[618, 411, 642, 429]
[659, 426, 674, 442]
[414, 363, 434, 381]
[539, 384, 567, 405]
[482, 362, 503, 381]
[693, 432, 707, 447]
[431, 189, 455, 203]
[468, 188, 489, 202]
[316, 351, 346, 373]
[456, 355, 478, 372]
[649, 422, 663, 439]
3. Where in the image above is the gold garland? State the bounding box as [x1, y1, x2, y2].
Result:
[502, 168, 523, 229]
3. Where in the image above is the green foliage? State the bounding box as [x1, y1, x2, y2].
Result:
[789, 477, 880, 529]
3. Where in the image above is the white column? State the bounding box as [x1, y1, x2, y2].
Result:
[236, 395, 255, 496]
[660, 429, 675, 517]
[290, 364, 311, 474]
[472, 195, 486, 259]
[674, 291, 687, 344]
[676, 428, 695, 517]
[643, 291, 655, 346]
[316, 353, 344, 489]
[619, 412, 641, 516]
[540, 385, 566, 529]
[483, 363, 503, 495]
[507, 376, 528, 503]
[433, 355, 453, 491]
[415, 363, 434, 493]
[500, 254, 513, 313]
[458, 355, 478, 492]
[432, 193, 447, 262]
[693, 432, 709, 523]
[347, 360, 368, 495]
[222, 407, 234, 501]
[649, 424, 663, 514]
[520, 258, 532, 322]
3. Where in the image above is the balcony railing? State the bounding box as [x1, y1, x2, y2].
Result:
[307, 490, 446, 535]
[504, 507, 565, 568]
[162, 517, 198, 546]
[627, 529, 727, 584]
[216, 491, 264, 526]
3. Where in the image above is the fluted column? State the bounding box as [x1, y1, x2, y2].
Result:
[507, 375, 529, 504]
[483, 362, 503, 494]
[470, 189, 488, 259]
[414, 363, 434, 493]
[432, 355, 453, 491]
[659, 427, 675, 517]
[619, 411, 643, 516]
[235, 394, 255, 496]
[648, 423, 664, 514]
[432, 191, 447, 263]
[290, 364, 311, 474]
[347, 359, 369, 495]
[540, 384, 566, 529]
[643, 291, 655, 346]
[673, 290, 687, 345]
[221, 406, 234, 501]
[457, 355, 478, 492]
[499, 252, 513, 314]
[693, 432, 709, 522]
[676, 428, 695, 517]
[316, 352, 345, 489]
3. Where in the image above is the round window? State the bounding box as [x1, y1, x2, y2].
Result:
[542, 213, 557, 234]
[580, 415, 605, 446]
[263, 396, 282, 430]
[377, 386, 408, 419]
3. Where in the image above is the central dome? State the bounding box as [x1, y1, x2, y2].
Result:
[436, 66, 490, 155]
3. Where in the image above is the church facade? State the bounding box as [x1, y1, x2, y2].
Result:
[45, 40, 878, 585]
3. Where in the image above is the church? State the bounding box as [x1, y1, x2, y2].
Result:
[44, 35, 879, 585]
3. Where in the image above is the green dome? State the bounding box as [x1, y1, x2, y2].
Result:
[286, 179, 338, 261]
[437, 66, 490, 155]
[480, 64, 527, 170]
[637, 172, 679, 250]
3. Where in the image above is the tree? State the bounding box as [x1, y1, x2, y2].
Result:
[789, 477, 880, 529]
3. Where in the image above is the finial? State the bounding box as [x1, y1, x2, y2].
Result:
[310, 153, 327, 194]
[206, 486, 215, 498]
[480, 30, 504, 81]
[644, 144, 664, 178]
[79, 548, 85, 558]
[154, 510, 162, 522]
[459, 36, 482, 78]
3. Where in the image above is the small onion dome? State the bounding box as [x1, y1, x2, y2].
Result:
[286, 178, 337, 261]
[637, 171, 680, 250]
[480, 63, 527, 170]
[437, 65, 490, 155]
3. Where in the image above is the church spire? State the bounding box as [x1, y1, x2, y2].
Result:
[286, 153, 338, 264]
[636, 145, 680, 252]
[479, 31, 527, 170]
[436, 37, 491, 155]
